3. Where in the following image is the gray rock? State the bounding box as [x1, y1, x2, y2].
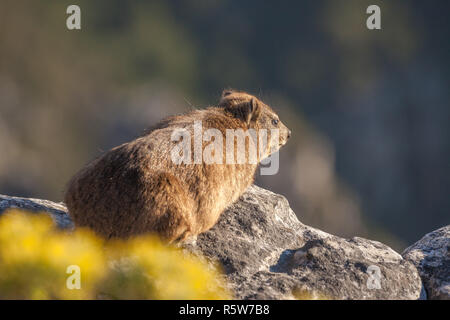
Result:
[0, 194, 73, 229]
[403, 226, 450, 300]
[186, 185, 424, 300]
[0, 186, 427, 300]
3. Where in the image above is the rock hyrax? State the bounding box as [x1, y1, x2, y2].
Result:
[64, 90, 291, 242]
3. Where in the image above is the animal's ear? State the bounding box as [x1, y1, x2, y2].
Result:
[246, 98, 261, 124]
[222, 97, 261, 125]
[222, 89, 234, 97]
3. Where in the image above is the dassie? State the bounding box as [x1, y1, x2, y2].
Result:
[64, 90, 291, 242]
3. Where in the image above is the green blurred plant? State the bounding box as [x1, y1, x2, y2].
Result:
[0, 210, 230, 300]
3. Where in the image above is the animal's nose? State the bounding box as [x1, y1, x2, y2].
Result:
[287, 130, 291, 139]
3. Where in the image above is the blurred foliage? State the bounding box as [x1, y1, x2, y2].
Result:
[293, 288, 332, 300]
[0, 0, 449, 251]
[100, 238, 229, 300]
[0, 210, 230, 299]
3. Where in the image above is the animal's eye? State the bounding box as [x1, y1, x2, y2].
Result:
[272, 119, 279, 126]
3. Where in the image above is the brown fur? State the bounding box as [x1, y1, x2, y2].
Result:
[64, 90, 291, 242]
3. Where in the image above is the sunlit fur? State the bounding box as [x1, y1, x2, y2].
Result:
[64, 90, 291, 242]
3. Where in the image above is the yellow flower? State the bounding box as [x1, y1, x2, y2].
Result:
[0, 210, 230, 300]
[0, 210, 105, 299]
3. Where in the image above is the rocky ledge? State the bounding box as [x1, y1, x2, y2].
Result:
[403, 226, 449, 300]
[1, 186, 448, 300]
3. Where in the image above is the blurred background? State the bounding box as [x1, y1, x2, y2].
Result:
[0, 0, 448, 251]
